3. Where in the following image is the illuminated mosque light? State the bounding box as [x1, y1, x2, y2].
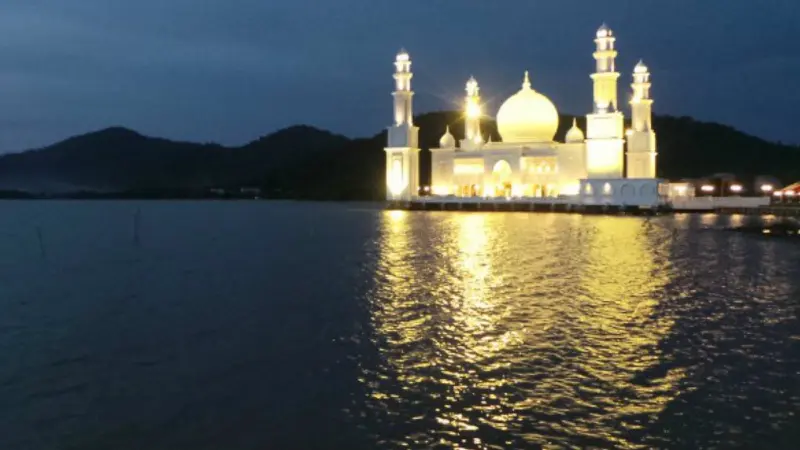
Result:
[384, 24, 660, 203]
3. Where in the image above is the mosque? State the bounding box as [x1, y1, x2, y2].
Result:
[385, 24, 662, 205]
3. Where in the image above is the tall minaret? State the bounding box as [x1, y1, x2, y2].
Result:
[463, 76, 483, 149]
[591, 23, 620, 112]
[384, 49, 420, 201]
[626, 61, 657, 178]
[392, 48, 414, 127]
[585, 24, 625, 179]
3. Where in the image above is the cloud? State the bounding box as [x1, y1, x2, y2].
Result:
[0, 0, 797, 152]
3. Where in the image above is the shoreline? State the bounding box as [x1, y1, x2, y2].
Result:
[387, 199, 800, 217]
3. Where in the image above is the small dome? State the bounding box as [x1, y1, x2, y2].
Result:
[634, 60, 649, 74]
[396, 48, 409, 61]
[439, 126, 456, 148]
[496, 71, 559, 143]
[565, 118, 585, 143]
[597, 23, 613, 38]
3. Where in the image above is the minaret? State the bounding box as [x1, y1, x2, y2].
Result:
[384, 49, 420, 201]
[392, 48, 414, 127]
[626, 61, 657, 178]
[585, 24, 625, 179]
[591, 23, 620, 112]
[463, 76, 483, 148]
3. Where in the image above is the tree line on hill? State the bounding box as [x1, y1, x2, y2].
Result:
[0, 111, 797, 200]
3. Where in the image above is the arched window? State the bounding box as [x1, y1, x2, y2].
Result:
[492, 160, 513, 180]
[620, 184, 635, 198]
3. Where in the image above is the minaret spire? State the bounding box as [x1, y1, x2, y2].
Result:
[385, 49, 420, 201]
[591, 24, 620, 112]
[585, 24, 625, 179]
[631, 60, 653, 131]
[464, 76, 482, 147]
[626, 60, 657, 178]
[392, 49, 414, 126]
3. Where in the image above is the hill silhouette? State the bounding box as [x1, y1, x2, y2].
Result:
[0, 112, 797, 200]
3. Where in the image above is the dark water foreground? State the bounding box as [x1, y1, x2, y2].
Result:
[0, 201, 797, 449]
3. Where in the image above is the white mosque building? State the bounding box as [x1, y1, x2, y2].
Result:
[385, 24, 664, 206]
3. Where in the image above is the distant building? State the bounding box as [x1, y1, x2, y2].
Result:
[775, 181, 800, 203]
[384, 24, 660, 204]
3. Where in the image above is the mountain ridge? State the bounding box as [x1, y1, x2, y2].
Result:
[0, 112, 797, 199]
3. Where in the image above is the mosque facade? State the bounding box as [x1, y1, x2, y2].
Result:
[384, 24, 659, 202]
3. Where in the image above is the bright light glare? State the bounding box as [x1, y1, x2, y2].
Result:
[466, 102, 481, 118]
[730, 184, 743, 193]
[388, 159, 406, 196]
[454, 164, 483, 175]
[760, 184, 773, 192]
[700, 185, 715, 193]
[431, 185, 449, 196]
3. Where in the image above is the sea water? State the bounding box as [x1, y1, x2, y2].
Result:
[0, 201, 797, 449]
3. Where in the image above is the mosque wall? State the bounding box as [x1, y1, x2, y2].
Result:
[431, 151, 455, 195]
[555, 144, 587, 195]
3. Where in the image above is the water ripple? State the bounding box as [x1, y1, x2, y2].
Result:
[356, 211, 800, 449]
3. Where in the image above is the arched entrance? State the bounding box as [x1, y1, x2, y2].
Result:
[492, 160, 513, 197]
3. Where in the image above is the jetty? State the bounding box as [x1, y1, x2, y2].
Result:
[387, 197, 800, 217]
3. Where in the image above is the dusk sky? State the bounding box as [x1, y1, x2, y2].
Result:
[0, 0, 798, 153]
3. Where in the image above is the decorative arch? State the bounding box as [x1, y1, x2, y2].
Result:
[492, 160, 513, 178]
[620, 184, 635, 198]
[492, 160, 513, 197]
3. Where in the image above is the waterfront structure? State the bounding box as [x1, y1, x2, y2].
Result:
[384, 49, 420, 201]
[384, 24, 661, 204]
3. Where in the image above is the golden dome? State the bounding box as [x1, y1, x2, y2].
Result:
[565, 118, 585, 143]
[439, 126, 456, 148]
[496, 72, 559, 143]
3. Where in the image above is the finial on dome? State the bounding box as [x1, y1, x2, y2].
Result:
[634, 59, 649, 74]
[522, 71, 531, 90]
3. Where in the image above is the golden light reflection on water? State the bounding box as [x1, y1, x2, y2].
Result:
[575, 218, 686, 438]
[366, 211, 685, 449]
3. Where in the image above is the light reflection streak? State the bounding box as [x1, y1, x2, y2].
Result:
[364, 212, 683, 449]
[577, 218, 684, 432]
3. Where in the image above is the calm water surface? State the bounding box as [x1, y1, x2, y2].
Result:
[0, 201, 798, 449]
